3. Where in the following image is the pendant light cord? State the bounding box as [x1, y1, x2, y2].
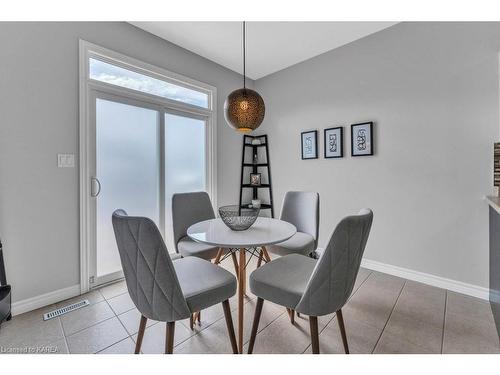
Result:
[243, 21, 246, 90]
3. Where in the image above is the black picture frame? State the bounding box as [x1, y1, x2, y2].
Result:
[301, 130, 318, 160]
[324, 127, 344, 159]
[250, 173, 262, 186]
[351, 122, 374, 157]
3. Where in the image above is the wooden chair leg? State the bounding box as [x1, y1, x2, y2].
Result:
[288, 309, 295, 324]
[257, 249, 263, 268]
[197, 310, 201, 323]
[336, 309, 349, 354]
[230, 251, 239, 278]
[135, 315, 147, 354]
[213, 248, 224, 265]
[165, 321, 175, 354]
[309, 316, 320, 354]
[222, 300, 238, 354]
[248, 297, 264, 354]
[261, 246, 272, 263]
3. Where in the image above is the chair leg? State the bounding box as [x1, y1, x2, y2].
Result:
[257, 248, 263, 268]
[189, 314, 194, 330]
[288, 309, 295, 324]
[222, 300, 238, 354]
[248, 297, 264, 354]
[336, 309, 349, 354]
[230, 251, 239, 278]
[213, 248, 223, 265]
[197, 310, 201, 323]
[297, 312, 301, 318]
[165, 321, 175, 354]
[261, 246, 272, 263]
[309, 316, 320, 354]
[135, 315, 147, 354]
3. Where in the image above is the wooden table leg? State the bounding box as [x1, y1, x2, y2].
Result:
[238, 248, 246, 354]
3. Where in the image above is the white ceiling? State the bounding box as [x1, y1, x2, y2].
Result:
[130, 22, 397, 80]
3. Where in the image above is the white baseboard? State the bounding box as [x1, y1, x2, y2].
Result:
[361, 258, 489, 301]
[11, 284, 81, 316]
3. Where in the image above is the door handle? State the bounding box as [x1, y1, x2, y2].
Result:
[91, 177, 101, 197]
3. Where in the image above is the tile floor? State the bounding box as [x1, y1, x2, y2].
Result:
[1, 255, 499, 354]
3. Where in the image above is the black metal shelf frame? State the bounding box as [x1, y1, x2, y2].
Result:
[238, 134, 274, 217]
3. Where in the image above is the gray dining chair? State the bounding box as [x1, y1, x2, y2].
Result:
[172, 191, 240, 328]
[267, 191, 319, 257]
[112, 209, 238, 354]
[172, 192, 219, 260]
[263, 191, 319, 323]
[248, 209, 373, 354]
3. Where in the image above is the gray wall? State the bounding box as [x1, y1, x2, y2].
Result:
[254, 22, 500, 288]
[0, 22, 245, 303]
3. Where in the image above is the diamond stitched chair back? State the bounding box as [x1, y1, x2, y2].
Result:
[296, 208, 373, 316]
[112, 209, 191, 323]
[112, 209, 238, 354]
[248, 209, 373, 354]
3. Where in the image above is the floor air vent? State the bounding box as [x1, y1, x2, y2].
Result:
[43, 299, 90, 321]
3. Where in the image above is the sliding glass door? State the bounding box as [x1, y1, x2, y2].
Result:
[81, 42, 216, 292]
[94, 97, 161, 284]
[89, 93, 209, 287]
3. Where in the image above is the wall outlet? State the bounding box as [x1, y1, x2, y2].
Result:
[57, 154, 75, 168]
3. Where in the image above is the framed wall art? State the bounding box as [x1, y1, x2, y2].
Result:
[301, 130, 318, 160]
[324, 127, 343, 158]
[351, 122, 374, 156]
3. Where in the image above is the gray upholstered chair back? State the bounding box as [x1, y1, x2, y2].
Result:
[112, 209, 191, 322]
[295, 209, 373, 316]
[172, 192, 215, 253]
[280, 191, 320, 248]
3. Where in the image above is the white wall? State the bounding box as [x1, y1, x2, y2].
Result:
[0, 22, 247, 304]
[253, 22, 500, 288]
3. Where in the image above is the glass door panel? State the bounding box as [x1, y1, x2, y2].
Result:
[95, 98, 160, 281]
[164, 113, 206, 250]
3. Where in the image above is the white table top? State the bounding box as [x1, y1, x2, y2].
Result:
[187, 217, 297, 248]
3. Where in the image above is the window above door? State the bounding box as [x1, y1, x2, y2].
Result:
[89, 58, 209, 109]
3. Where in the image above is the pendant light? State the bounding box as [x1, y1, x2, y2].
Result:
[224, 21, 265, 133]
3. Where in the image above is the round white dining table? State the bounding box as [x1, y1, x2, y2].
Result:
[187, 217, 296, 353]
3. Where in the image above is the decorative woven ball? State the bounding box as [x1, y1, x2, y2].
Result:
[224, 88, 265, 133]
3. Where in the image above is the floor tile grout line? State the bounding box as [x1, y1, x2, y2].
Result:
[175, 296, 256, 343]
[371, 279, 407, 354]
[89, 297, 130, 354]
[244, 309, 288, 351]
[174, 300, 286, 350]
[65, 297, 130, 353]
[96, 336, 136, 354]
[440, 290, 447, 354]
[62, 300, 124, 338]
[57, 317, 70, 353]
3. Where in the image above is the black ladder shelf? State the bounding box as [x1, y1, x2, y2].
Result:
[238, 134, 275, 218]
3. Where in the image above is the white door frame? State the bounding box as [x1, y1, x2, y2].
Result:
[79, 40, 217, 293]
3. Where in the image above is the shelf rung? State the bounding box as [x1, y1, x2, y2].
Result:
[242, 184, 270, 188]
[242, 163, 269, 167]
[244, 143, 267, 147]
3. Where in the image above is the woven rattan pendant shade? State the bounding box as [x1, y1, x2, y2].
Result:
[224, 22, 265, 133]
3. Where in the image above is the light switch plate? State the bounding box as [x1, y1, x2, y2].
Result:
[57, 154, 75, 168]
